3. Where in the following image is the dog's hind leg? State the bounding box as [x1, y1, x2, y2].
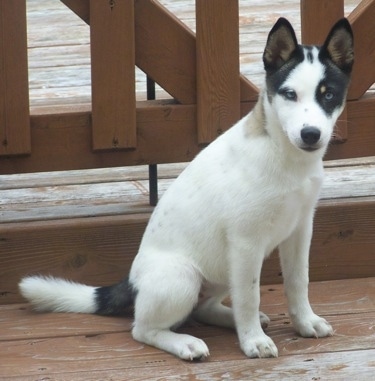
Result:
[192, 286, 270, 330]
[131, 260, 210, 361]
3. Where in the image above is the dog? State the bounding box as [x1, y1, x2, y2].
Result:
[19, 17, 354, 361]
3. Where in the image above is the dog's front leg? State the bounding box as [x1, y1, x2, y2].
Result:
[279, 213, 333, 338]
[230, 240, 278, 358]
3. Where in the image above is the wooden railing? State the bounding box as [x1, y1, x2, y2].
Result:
[0, 0, 374, 174]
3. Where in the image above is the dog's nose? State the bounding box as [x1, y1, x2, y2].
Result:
[301, 127, 321, 145]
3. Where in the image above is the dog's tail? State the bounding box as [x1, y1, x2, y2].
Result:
[19, 275, 135, 316]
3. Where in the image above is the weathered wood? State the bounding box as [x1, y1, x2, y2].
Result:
[1, 158, 375, 304]
[347, 0, 375, 99]
[90, 0, 136, 150]
[0, 278, 374, 380]
[196, 0, 241, 143]
[0, 0, 30, 156]
[60, 0, 90, 24]
[0, 93, 374, 173]
[300, 0, 344, 45]
[1, 158, 375, 223]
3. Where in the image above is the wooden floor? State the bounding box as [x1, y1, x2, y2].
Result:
[1, 277, 374, 380]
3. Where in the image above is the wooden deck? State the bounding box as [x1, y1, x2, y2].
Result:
[1, 277, 374, 380]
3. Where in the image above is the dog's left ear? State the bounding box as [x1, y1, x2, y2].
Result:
[319, 18, 354, 74]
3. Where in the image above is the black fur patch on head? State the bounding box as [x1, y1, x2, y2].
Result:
[305, 47, 314, 63]
[314, 64, 351, 116]
[265, 46, 305, 99]
[95, 276, 137, 316]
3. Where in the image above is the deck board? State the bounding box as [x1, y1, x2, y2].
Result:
[1, 278, 374, 380]
[1, 157, 374, 223]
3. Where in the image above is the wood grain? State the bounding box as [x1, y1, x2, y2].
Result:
[1, 158, 375, 304]
[300, 0, 344, 45]
[0, 94, 374, 173]
[347, 0, 375, 99]
[0, 278, 374, 380]
[0, 0, 30, 156]
[90, 0, 136, 150]
[196, 0, 241, 143]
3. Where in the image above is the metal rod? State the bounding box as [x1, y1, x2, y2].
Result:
[148, 164, 158, 206]
[147, 75, 158, 206]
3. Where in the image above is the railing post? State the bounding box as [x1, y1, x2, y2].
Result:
[301, 0, 344, 45]
[90, 0, 136, 150]
[196, 0, 241, 145]
[301, 0, 347, 143]
[0, 0, 30, 157]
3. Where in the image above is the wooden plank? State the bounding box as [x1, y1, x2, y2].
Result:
[1, 159, 374, 223]
[60, 0, 90, 24]
[2, 189, 375, 303]
[0, 305, 374, 379]
[0, 163, 187, 190]
[60, 0, 258, 106]
[261, 197, 375, 285]
[347, 0, 375, 99]
[0, 215, 148, 304]
[300, 0, 344, 45]
[0, 0, 30, 156]
[3, 349, 375, 381]
[90, 0, 136, 150]
[325, 95, 375, 160]
[0, 93, 374, 173]
[0, 304, 131, 342]
[196, 0, 241, 143]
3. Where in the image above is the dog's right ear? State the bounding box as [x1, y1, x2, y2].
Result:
[263, 18, 298, 72]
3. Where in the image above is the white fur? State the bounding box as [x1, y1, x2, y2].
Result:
[128, 56, 339, 358]
[19, 276, 97, 313]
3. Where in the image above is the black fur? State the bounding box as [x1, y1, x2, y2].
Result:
[95, 277, 136, 316]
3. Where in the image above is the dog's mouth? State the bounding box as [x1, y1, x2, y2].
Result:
[300, 145, 321, 152]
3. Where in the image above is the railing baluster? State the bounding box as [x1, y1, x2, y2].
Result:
[0, 0, 30, 157]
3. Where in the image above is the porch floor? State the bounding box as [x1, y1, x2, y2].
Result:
[1, 277, 374, 380]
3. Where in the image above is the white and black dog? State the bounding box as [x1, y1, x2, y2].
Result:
[20, 18, 354, 361]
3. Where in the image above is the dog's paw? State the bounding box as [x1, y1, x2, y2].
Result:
[177, 337, 210, 361]
[293, 314, 333, 338]
[259, 311, 270, 329]
[241, 334, 278, 358]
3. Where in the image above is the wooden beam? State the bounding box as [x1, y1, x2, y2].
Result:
[61, 0, 258, 105]
[90, 0, 136, 150]
[60, 0, 89, 24]
[0, 0, 30, 156]
[300, 0, 344, 45]
[347, 0, 375, 100]
[2, 195, 375, 304]
[196, 0, 241, 144]
[0, 95, 374, 173]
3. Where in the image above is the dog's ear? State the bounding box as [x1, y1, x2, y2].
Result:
[263, 18, 298, 72]
[319, 18, 354, 74]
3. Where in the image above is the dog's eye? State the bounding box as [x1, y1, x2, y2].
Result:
[282, 89, 297, 101]
[324, 92, 334, 101]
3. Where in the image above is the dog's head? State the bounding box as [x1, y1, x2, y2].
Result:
[263, 18, 354, 153]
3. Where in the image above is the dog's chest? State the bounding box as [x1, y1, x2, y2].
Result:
[263, 174, 322, 244]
